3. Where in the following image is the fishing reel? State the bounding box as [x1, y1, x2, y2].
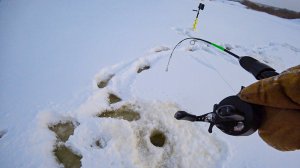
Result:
[168, 38, 279, 136]
[175, 96, 261, 136]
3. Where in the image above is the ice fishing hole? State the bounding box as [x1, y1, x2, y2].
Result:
[150, 130, 166, 147]
[90, 138, 107, 149]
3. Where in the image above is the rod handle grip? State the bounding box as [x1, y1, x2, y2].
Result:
[239, 56, 278, 80]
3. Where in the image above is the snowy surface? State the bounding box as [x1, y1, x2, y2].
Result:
[1, 0, 300, 167]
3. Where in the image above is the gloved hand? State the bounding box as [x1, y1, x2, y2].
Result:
[239, 65, 300, 151]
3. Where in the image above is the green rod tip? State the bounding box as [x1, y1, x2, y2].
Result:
[211, 43, 225, 51]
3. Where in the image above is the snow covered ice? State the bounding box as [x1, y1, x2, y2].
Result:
[1, 0, 300, 167]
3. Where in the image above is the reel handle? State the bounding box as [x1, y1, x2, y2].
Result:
[174, 111, 198, 122]
[175, 111, 216, 133]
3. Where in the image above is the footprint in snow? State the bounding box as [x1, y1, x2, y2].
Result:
[0, 129, 7, 139]
[48, 121, 82, 168]
[97, 74, 114, 88]
[172, 27, 194, 37]
[41, 44, 228, 168]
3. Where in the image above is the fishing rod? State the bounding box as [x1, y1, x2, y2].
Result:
[165, 37, 239, 72]
[166, 37, 277, 80]
[167, 37, 278, 136]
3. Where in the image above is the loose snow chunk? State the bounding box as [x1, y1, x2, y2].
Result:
[185, 45, 199, 52]
[150, 46, 170, 53]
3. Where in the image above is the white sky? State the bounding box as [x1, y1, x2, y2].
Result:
[250, 0, 300, 12]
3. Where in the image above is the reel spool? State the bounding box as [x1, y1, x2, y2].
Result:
[213, 95, 261, 136]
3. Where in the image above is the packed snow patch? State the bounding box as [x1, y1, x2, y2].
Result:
[67, 101, 227, 168]
[32, 48, 229, 167]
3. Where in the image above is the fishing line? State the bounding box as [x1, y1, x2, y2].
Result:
[187, 41, 236, 92]
[200, 54, 236, 93]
